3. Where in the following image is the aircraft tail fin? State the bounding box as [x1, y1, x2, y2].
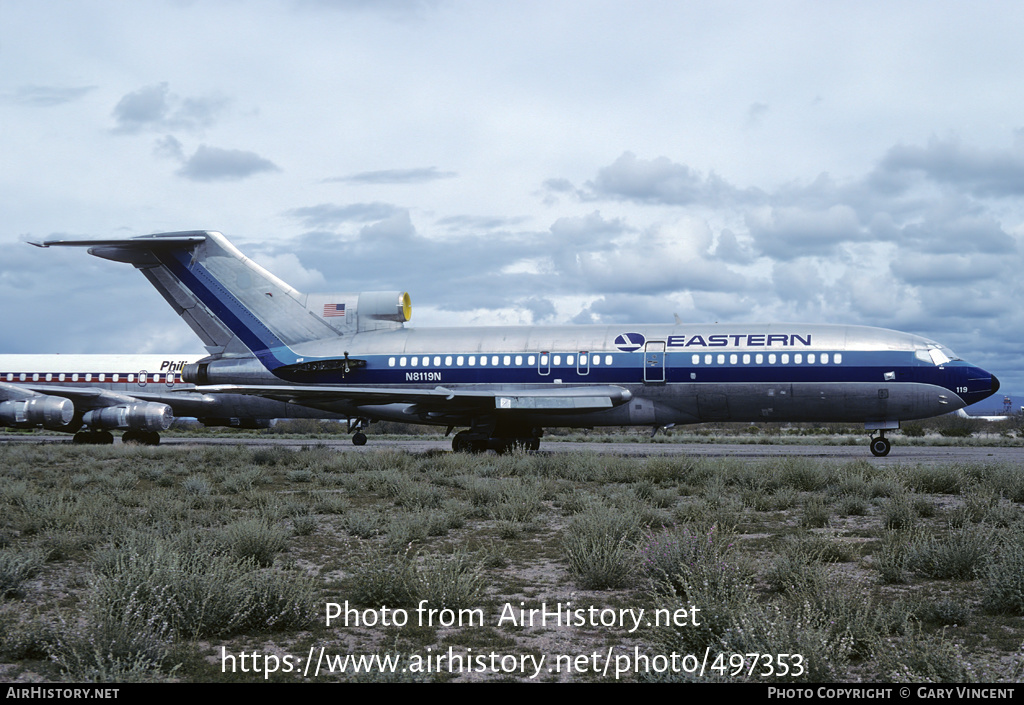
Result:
[35, 231, 410, 368]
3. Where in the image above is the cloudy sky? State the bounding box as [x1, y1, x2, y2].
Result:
[3, 1, 1023, 399]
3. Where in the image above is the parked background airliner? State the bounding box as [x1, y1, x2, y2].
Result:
[12, 230, 999, 456]
[0, 353, 345, 445]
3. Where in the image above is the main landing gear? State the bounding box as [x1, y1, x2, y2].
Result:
[869, 432, 891, 457]
[451, 428, 541, 454]
[72, 430, 162, 445]
[72, 430, 114, 445]
[121, 430, 161, 446]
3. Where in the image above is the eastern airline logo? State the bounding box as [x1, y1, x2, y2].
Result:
[614, 333, 646, 352]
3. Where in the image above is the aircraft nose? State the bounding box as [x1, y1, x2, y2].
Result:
[991, 374, 1000, 395]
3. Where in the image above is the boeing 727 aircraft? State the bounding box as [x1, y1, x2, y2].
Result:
[20, 230, 999, 456]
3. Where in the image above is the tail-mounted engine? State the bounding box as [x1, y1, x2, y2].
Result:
[308, 291, 411, 334]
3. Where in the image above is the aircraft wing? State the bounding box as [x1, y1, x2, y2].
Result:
[0, 381, 135, 410]
[198, 383, 633, 415]
[3, 382, 196, 408]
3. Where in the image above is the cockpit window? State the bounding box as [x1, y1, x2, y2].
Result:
[917, 344, 959, 366]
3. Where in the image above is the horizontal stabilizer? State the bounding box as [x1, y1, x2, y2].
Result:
[30, 234, 208, 249]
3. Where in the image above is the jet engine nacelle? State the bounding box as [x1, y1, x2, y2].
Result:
[0, 396, 75, 430]
[82, 402, 173, 431]
[359, 291, 411, 323]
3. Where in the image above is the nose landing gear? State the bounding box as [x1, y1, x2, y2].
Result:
[348, 417, 369, 446]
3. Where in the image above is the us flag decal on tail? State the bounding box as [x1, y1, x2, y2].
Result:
[323, 303, 346, 318]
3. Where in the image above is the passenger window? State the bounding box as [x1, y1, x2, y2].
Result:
[567, 355, 574, 365]
[528, 355, 536, 365]
[457, 356, 464, 366]
[605, 355, 612, 365]
[743, 354, 750, 364]
[515, 355, 523, 365]
[468, 356, 476, 366]
[411, 357, 419, 367]
[389, 357, 396, 367]
[692, 354, 700, 365]
[399, 357, 407, 367]
[445, 356, 453, 366]
[781, 354, 790, 364]
[794, 354, 802, 364]
[755, 354, 763, 364]
[835, 353, 842, 364]
[554, 355, 561, 365]
[503, 355, 511, 366]
[717, 354, 725, 365]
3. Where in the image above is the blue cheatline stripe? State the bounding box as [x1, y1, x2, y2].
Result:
[278, 351, 980, 392]
[156, 248, 296, 369]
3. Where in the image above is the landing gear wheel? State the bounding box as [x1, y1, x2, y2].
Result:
[352, 432, 367, 446]
[74, 430, 114, 445]
[122, 430, 160, 445]
[870, 436, 891, 457]
[452, 431, 473, 453]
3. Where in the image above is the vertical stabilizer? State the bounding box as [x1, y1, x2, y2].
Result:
[36, 231, 412, 369]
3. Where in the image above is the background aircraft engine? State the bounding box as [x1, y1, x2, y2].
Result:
[82, 402, 173, 431]
[0, 396, 75, 430]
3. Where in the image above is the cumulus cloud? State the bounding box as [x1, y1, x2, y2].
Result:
[581, 152, 763, 207]
[747, 204, 866, 260]
[111, 82, 228, 134]
[176, 145, 280, 182]
[877, 137, 1024, 197]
